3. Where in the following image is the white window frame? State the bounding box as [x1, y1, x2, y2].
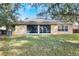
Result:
[27, 24, 51, 34]
[27, 25, 38, 34]
[58, 25, 68, 32]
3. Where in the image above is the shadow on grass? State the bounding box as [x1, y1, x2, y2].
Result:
[61, 41, 79, 48]
[0, 35, 79, 56]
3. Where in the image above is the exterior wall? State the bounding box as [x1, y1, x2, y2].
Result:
[73, 22, 79, 29]
[12, 24, 73, 36]
[12, 25, 27, 36]
[51, 24, 73, 35]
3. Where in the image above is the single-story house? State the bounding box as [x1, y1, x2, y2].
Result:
[12, 19, 79, 35]
[0, 19, 79, 36]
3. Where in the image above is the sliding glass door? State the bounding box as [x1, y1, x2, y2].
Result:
[27, 25, 38, 33]
[40, 25, 51, 33]
[27, 25, 51, 34]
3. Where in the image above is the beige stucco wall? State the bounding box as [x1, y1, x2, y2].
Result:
[12, 25, 27, 36]
[51, 24, 73, 35]
[12, 24, 73, 36]
[73, 22, 79, 29]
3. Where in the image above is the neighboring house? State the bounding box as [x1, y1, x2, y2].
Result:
[0, 19, 79, 36]
[0, 26, 6, 35]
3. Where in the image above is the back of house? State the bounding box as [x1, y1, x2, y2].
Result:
[12, 19, 74, 36]
[0, 18, 79, 36]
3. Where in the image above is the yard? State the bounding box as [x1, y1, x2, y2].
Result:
[0, 34, 79, 56]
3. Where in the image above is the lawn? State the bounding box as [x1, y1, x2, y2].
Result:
[0, 34, 79, 56]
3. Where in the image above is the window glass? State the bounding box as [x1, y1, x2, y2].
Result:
[58, 25, 68, 31]
[27, 25, 51, 33]
[40, 25, 51, 33]
[27, 25, 38, 33]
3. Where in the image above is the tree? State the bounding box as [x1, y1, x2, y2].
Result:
[0, 3, 20, 35]
[33, 3, 79, 22]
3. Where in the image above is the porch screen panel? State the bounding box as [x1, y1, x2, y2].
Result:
[40, 25, 51, 33]
[27, 25, 38, 33]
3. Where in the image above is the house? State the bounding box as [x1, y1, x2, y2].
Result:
[12, 19, 74, 36]
[0, 26, 6, 35]
[0, 19, 79, 36]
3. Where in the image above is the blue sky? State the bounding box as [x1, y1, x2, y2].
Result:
[18, 4, 41, 20]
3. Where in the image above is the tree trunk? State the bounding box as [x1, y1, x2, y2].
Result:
[6, 26, 9, 36]
[6, 25, 12, 36]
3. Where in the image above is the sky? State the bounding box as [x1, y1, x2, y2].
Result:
[18, 4, 42, 20]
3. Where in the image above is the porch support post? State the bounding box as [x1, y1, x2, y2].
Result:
[38, 25, 40, 34]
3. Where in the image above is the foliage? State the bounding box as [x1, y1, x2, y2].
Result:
[33, 3, 79, 22]
[0, 4, 19, 25]
[0, 3, 21, 35]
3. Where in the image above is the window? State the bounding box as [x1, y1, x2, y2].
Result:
[58, 25, 68, 31]
[40, 25, 51, 33]
[27, 25, 51, 33]
[27, 25, 38, 33]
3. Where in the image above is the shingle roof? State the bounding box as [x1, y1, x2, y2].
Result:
[13, 19, 72, 25]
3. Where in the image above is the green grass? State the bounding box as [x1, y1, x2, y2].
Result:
[0, 34, 79, 56]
